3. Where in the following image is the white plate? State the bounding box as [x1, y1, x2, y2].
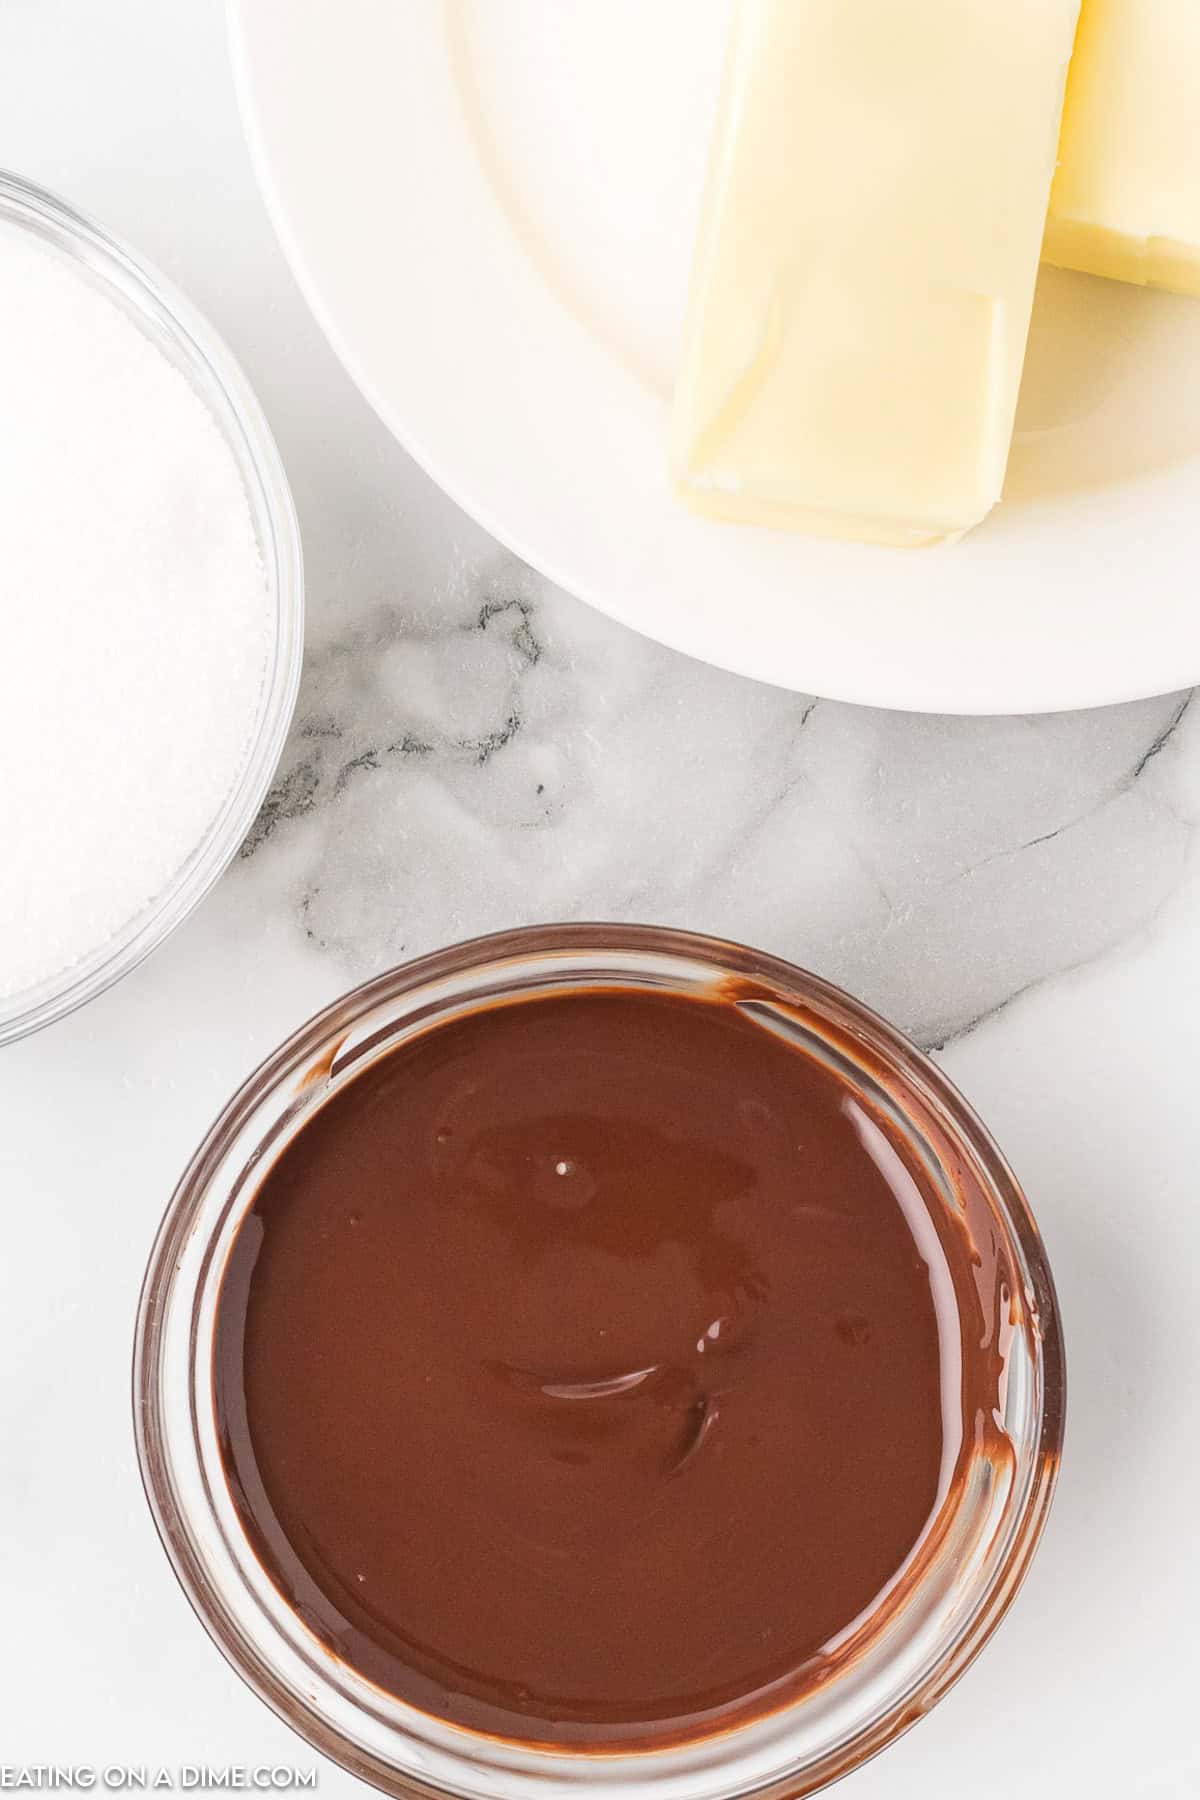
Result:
[230, 0, 1200, 713]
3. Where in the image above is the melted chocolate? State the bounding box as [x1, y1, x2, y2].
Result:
[214, 986, 998, 1747]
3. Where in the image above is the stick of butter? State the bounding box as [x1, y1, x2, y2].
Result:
[671, 0, 1081, 547]
[1045, 0, 1200, 298]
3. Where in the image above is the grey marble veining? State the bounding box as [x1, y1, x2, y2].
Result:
[7, 0, 1188, 1064]
[238, 549, 1199, 1050]
[8, 9, 1200, 1800]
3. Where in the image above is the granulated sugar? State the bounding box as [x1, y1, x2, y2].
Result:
[0, 225, 270, 1001]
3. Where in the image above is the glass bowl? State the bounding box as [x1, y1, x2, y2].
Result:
[0, 170, 303, 1046]
[134, 924, 1065, 1800]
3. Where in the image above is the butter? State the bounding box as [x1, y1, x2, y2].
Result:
[1045, 1, 1200, 298]
[671, 0, 1081, 547]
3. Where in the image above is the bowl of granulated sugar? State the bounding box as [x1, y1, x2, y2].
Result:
[0, 173, 302, 1045]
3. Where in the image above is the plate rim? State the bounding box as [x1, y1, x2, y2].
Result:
[227, 0, 1200, 716]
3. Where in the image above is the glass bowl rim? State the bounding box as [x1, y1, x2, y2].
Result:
[133, 923, 1066, 1800]
[0, 168, 304, 1046]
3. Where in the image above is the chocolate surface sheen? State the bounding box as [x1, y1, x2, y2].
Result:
[214, 986, 984, 1747]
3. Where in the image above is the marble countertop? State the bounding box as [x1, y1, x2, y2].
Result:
[2, 5, 1199, 1796]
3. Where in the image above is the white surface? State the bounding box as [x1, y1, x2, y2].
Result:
[2, 4, 1200, 1797]
[226, 0, 1200, 713]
